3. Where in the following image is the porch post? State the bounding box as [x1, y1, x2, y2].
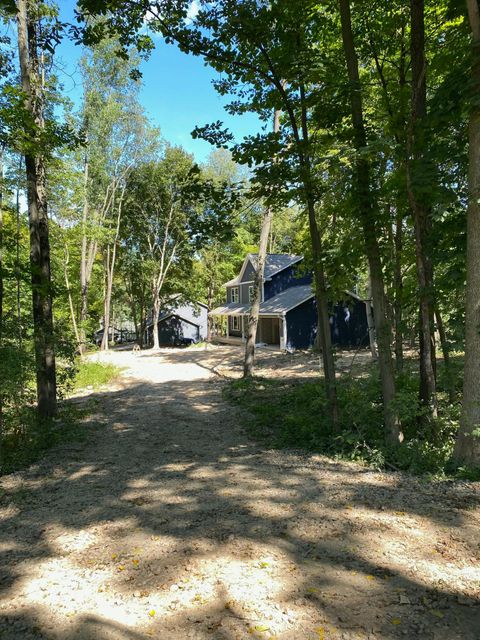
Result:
[226, 315, 229, 338]
[280, 315, 287, 350]
[241, 316, 245, 342]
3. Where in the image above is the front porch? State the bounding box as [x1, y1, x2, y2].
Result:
[210, 314, 287, 349]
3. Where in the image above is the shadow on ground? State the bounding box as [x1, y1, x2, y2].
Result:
[0, 353, 478, 640]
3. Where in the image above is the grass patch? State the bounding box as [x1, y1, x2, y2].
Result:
[72, 360, 122, 391]
[224, 360, 479, 479]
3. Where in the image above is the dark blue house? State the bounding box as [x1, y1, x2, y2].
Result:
[210, 253, 370, 350]
[146, 296, 208, 346]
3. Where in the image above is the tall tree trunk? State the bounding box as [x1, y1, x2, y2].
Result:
[244, 107, 280, 377]
[17, 0, 57, 418]
[297, 82, 338, 427]
[79, 151, 89, 354]
[408, 0, 438, 420]
[64, 246, 81, 350]
[339, 0, 402, 446]
[152, 292, 161, 350]
[100, 182, 124, 352]
[0, 150, 4, 441]
[16, 157, 22, 347]
[435, 307, 455, 404]
[101, 249, 112, 351]
[453, 0, 480, 466]
[394, 206, 404, 371]
[366, 275, 378, 359]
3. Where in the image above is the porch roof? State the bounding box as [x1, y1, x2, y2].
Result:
[210, 284, 314, 317]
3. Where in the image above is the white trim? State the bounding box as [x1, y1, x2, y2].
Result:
[231, 316, 240, 331]
[230, 287, 239, 303]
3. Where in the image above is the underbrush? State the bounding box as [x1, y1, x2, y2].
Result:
[224, 359, 479, 479]
[71, 360, 122, 391]
[0, 403, 93, 476]
[0, 359, 118, 476]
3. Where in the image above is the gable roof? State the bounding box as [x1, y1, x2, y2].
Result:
[224, 253, 303, 287]
[146, 297, 207, 327]
[210, 284, 314, 317]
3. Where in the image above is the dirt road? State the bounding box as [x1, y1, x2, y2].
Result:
[0, 346, 479, 639]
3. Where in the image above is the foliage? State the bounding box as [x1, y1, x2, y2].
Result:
[224, 356, 477, 478]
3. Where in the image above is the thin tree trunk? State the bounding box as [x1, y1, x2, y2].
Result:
[298, 83, 338, 427]
[79, 150, 89, 354]
[17, 0, 57, 418]
[366, 275, 377, 359]
[152, 294, 161, 350]
[435, 307, 455, 404]
[0, 150, 4, 441]
[101, 248, 112, 351]
[100, 181, 125, 351]
[244, 107, 280, 377]
[394, 207, 404, 371]
[339, 0, 402, 446]
[453, 0, 480, 466]
[64, 246, 81, 351]
[16, 157, 22, 347]
[408, 0, 437, 420]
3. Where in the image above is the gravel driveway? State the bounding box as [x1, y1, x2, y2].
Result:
[0, 346, 479, 640]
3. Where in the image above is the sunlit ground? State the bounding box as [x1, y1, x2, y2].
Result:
[1, 346, 478, 639]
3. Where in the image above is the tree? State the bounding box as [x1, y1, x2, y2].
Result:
[243, 106, 280, 377]
[16, 0, 57, 417]
[407, 0, 438, 420]
[454, 0, 480, 467]
[338, 0, 402, 446]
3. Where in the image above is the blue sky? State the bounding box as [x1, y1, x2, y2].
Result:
[54, 1, 262, 163]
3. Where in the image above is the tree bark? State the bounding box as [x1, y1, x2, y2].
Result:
[435, 307, 455, 404]
[408, 0, 438, 420]
[0, 150, 4, 439]
[100, 181, 126, 352]
[339, 0, 402, 446]
[393, 206, 404, 372]
[17, 0, 57, 418]
[244, 108, 280, 377]
[366, 275, 378, 359]
[79, 150, 89, 355]
[15, 156, 22, 347]
[64, 246, 81, 350]
[152, 293, 161, 349]
[453, 0, 480, 466]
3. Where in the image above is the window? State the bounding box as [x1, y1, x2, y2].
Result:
[248, 285, 254, 303]
[232, 316, 240, 331]
[231, 287, 239, 303]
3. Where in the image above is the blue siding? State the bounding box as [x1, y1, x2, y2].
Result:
[157, 316, 199, 345]
[329, 299, 369, 348]
[264, 264, 312, 300]
[286, 298, 317, 349]
[286, 297, 369, 350]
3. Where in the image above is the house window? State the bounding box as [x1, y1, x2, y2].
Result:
[232, 316, 240, 331]
[231, 287, 239, 303]
[248, 285, 254, 303]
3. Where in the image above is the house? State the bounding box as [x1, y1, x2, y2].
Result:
[209, 253, 370, 350]
[146, 296, 208, 346]
[94, 321, 136, 346]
